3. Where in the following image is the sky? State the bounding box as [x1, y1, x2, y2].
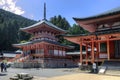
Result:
[0, 0, 120, 25]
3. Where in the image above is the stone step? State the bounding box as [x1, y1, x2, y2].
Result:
[105, 70, 120, 76]
[99, 60, 120, 75]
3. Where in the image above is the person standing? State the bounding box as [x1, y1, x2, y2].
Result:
[4, 62, 7, 72]
[1, 62, 4, 72]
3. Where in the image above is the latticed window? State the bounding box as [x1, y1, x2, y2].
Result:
[100, 42, 107, 52]
[35, 49, 39, 54]
[30, 50, 35, 54]
[49, 49, 54, 54]
[39, 49, 44, 54]
[35, 49, 44, 54]
[54, 50, 58, 56]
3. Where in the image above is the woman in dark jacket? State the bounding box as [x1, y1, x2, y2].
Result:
[1, 62, 4, 72]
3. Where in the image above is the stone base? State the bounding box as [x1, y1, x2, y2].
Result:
[12, 58, 77, 68]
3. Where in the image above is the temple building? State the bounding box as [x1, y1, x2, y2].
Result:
[13, 3, 74, 68]
[64, 7, 120, 66]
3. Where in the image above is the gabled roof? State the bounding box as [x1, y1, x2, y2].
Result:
[20, 19, 66, 33]
[73, 6, 120, 21]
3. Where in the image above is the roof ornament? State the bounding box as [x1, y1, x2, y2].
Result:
[43, 3, 46, 20]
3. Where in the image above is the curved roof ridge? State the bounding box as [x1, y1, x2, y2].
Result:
[73, 6, 120, 20]
[20, 19, 66, 32]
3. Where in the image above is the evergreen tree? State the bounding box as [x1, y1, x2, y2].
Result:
[0, 9, 36, 51]
[50, 15, 71, 44]
[50, 15, 70, 30]
[0, 9, 88, 52]
[69, 24, 88, 35]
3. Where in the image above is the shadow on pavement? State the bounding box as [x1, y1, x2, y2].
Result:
[0, 73, 7, 76]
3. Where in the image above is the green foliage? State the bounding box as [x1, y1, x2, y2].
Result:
[50, 15, 71, 44]
[20, 40, 27, 43]
[67, 24, 88, 50]
[50, 15, 71, 30]
[50, 15, 88, 51]
[69, 24, 88, 35]
[0, 10, 88, 52]
[0, 9, 36, 51]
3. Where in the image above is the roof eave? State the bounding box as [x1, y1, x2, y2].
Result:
[73, 10, 120, 22]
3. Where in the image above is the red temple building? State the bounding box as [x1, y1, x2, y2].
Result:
[13, 4, 74, 68]
[64, 7, 120, 67]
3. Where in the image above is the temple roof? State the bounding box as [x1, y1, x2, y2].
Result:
[73, 7, 120, 33]
[66, 51, 86, 55]
[73, 7, 120, 21]
[20, 19, 66, 33]
[13, 39, 74, 49]
[65, 28, 120, 37]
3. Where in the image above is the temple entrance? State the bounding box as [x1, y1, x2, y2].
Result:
[114, 40, 120, 58]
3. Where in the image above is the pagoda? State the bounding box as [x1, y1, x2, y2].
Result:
[13, 3, 74, 68]
[64, 7, 120, 67]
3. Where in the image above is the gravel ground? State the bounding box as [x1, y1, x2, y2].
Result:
[48, 73, 120, 80]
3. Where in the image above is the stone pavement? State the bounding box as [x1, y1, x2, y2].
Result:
[0, 68, 77, 80]
[1, 68, 120, 80]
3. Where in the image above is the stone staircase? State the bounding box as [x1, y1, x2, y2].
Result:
[11, 54, 30, 62]
[99, 60, 120, 76]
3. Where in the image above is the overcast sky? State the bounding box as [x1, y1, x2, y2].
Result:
[0, 0, 120, 25]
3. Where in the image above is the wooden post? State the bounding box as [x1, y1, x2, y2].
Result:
[58, 47, 60, 57]
[80, 40, 83, 64]
[22, 46, 25, 57]
[86, 43, 88, 65]
[107, 38, 110, 60]
[53, 46, 55, 56]
[91, 40, 94, 63]
[62, 48, 63, 56]
[98, 42, 100, 58]
[43, 45, 46, 56]
[96, 42, 99, 60]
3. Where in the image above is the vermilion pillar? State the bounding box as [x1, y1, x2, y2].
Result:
[80, 41, 83, 64]
[107, 39, 110, 60]
[96, 42, 99, 61]
[62, 48, 63, 56]
[86, 43, 88, 65]
[58, 47, 60, 56]
[91, 41, 94, 63]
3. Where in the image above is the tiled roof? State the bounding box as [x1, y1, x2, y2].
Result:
[64, 33, 92, 37]
[64, 28, 120, 37]
[20, 19, 66, 32]
[13, 40, 74, 49]
[95, 28, 120, 35]
[3, 53, 16, 58]
[66, 51, 86, 55]
[73, 7, 120, 20]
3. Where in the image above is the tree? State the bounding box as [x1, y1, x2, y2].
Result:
[69, 24, 88, 35]
[0, 9, 36, 51]
[50, 15, 71, 44]
[50, 15, 71, 30]
[66, 24, 88, 51]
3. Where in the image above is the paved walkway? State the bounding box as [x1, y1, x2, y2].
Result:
[0, 68, 120, 80]
[0, 68, 77, 80]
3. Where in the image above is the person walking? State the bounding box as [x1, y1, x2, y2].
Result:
[1, 62, 4, 72]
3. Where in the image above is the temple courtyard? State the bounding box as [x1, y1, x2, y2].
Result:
[0, 68, 120, 80]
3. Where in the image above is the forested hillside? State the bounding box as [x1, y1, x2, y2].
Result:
[50, 15, 88, 50]
[0, 9, 36, 51]
[0, 9, 87, 52]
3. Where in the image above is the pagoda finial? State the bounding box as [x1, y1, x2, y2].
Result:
[44, 3, 46, 20]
